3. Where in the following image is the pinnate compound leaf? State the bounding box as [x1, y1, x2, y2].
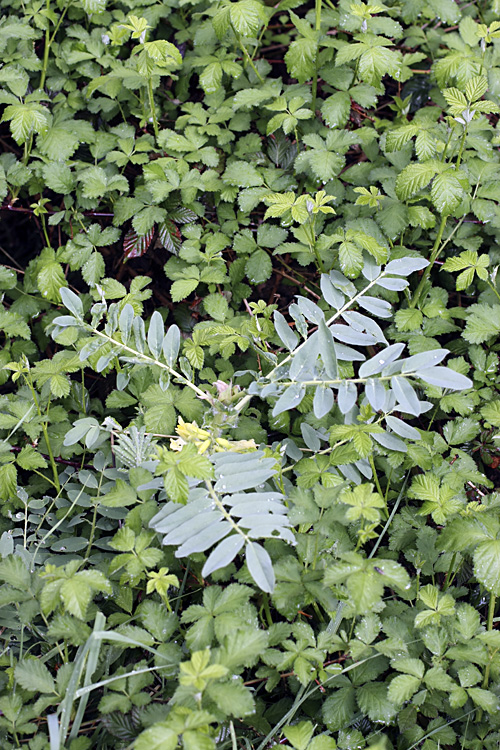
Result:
[384, 257, 429, 276]
[202, 535, 245, 577]
[148, 311, 164, 359]
[415, 367, 472, 390]
[313, 386, 334, 418]
[214, 452, 277, 492]
[60, 287, 83, 319]
[272, 384, 305, 416]
[163, 325, 180, 367]
[359, 343, 405, 378]
[391, 376, 421, 416]
[372, 431, 407, 453]
[402, 349, 448, 372]
[338, 381, 357, 414]
[246, 541, 275, 592]
[318, 320, 337, 379]
[274, 311, 298, 351]
[357, 296, 392, 318]
[385, 416, 420, 440]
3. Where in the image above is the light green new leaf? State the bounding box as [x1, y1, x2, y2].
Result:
[284, 38, 317, 84]
[283, 721, 314, 750]
[387, 674, 421, 704]
[171, 277, 199, 302]
[430, 170, 463, 215]
[468, 687, 498, 713]
[230, 0, 264, 36]
[134, 724, 178, 750]
[395, 161, 438, 201]
[465, 75, 488, 103]
[200, 62, 223, 94]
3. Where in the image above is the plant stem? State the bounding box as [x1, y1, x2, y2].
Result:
[476, 592, 497, 722]
[487, 280, 500, 304]
[311, 0, 322, 113]
[232, 25, 264, 84]
[235, 269, 388, 412]
[92, 327, 212, 403]
[455, 125, 468, 170]
[39, 0, 71, 89]
[410, 123, 469, 309]
[40, 0, 51, 90]
[442, 551, 457, 591]
[410, 214, 448, 309]
[25, 378, 61, 493]
[482, 593, 496, 690]
[147, 77, 159, 141]
[369, 455, 386, 516]
[308, 218, 325, 272]
[262, 593, 273, 627]
[41, 215, 51, 247]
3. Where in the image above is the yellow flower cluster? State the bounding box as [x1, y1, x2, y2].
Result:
[170, 417, 257, 454]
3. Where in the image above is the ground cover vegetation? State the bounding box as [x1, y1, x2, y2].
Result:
[1, 0, 500, 746]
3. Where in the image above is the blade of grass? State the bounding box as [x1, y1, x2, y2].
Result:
[58, 612, 105, 748]
[69, 611, 107, 741]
